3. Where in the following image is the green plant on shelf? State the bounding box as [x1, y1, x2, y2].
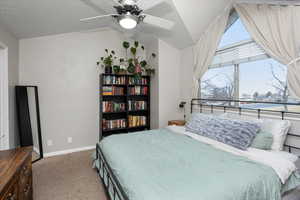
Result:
[97, 41, 156, 77]
[97, 49, 118, 74]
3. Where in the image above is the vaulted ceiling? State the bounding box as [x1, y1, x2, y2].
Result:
[0, 0, 230, 49]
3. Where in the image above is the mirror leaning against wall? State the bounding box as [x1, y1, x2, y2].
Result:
[16, 86, 43, 163]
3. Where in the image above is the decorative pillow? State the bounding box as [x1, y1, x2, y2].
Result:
[251, 131, 273, 150]
[185, 113, 261, 150]
[221, 113, 291, 151]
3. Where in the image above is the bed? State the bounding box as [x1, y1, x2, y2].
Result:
[94, 99, 300, 200]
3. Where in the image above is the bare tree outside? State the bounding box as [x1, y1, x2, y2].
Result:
[265, 91, 273, 98]
[201, 73, 234, 105]
[269, 63, 289, 110]
[253, 92, 259, 100]
[200, 63, 292, 110]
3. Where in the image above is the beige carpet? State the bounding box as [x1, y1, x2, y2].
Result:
[33, 150, 107, 200]
[33, 150, 300, 200]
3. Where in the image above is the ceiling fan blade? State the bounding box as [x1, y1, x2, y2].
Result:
[142, 14, 174, 30]
[111, 0, 124, 6]
[81, 0, 118, 14]
[137, 0, 165, 11]
[80, 14, 116, 22]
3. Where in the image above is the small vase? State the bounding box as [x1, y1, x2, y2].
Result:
[135, 63, 142, 74]
[105, 66, 112, 74]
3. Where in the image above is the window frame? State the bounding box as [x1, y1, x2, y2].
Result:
[200, 10, 288, 103]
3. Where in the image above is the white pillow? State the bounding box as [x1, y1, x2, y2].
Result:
[268, 150, 299, 163]
[221, 113, 291, 151]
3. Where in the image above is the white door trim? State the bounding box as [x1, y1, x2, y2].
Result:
[0, 42, 9, 150]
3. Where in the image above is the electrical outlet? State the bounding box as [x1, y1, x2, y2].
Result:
[67, 137, 73, 144]
[47, 140, 53, 146]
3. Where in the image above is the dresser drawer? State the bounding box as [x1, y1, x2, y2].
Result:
[1, 179, 18, 200]
[0, 147, 32, 200]
[19, 158, 32, 180]
[19, 158, 32, 186]
[19, 157, 32, 200]
[19, 178, 32, 200]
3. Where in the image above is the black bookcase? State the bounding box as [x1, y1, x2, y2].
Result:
[100, 73, 151, 139]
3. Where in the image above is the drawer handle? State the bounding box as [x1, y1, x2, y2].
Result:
[23, 165, 28, 171]
[6, 192, 16, 200]
[24, 183, 31, 193]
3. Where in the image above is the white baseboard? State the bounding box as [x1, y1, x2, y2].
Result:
[44, 146, 96, 158]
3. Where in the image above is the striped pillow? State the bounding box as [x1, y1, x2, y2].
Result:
[185, 113, 261, 150]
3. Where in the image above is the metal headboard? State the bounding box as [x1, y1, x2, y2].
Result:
[191, 98, 300, 154]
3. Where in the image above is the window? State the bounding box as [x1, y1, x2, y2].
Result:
[218, 18, 251, 48]
[200, 11, 300, 111]
[201, 66, 234, 100]
[239, 59, 287, 102]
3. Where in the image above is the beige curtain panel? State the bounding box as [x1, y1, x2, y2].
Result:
[192, 8, 230, 97]
[235, 3, 300, 98]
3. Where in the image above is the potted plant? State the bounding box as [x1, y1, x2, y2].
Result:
[142, 53, 156, 76]
[113, 65, 120, 74]
[118, 58, 127, 74]
[122, 41, 156, 77]
[97, 41, 156, 76]
[97, 49, 117, 74]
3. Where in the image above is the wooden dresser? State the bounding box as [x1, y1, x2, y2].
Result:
[0, 147, 33, 200]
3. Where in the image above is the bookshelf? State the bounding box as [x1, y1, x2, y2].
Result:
[100, 73, 151, 138]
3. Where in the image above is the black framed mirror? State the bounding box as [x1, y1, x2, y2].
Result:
[16, 85, 43, 163]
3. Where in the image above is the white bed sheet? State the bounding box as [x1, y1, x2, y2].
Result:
[166, 125, 298, 184]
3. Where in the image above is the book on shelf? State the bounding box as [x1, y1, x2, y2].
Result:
[128, 100, 147, 111]
[102, 119, 126, 130]
[103, 75, 126, 85]
[103, 101, 126, 113]
[100, 74, 150, 136]
[128, 77, 148, 85]
[128, 115, 147, 127]
[103, 86, 125, 96]
[128, 86, 148, 95]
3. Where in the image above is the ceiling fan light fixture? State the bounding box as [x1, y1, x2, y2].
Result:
[119, 14, 137, 29]
[122, 0, 136, 5]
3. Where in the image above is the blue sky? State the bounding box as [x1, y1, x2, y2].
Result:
[202, 19, 286, 97]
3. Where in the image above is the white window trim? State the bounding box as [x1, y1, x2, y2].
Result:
[0, 42, 9, 150]
[210, 40, 269, 69]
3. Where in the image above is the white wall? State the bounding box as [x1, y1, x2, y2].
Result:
[145, 39, 160, 129]
[180, 46, 194, 119]
[158, 40, 182, 127]
[0, 23, 19, 149]
[172, 0, 229, 43]
[19, 29, 131, 154]
[19, 28, 184, 153]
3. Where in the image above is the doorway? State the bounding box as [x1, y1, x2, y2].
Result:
[0, 43, 9, 150]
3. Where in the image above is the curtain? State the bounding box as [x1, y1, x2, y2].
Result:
[235, 3, 300, 98]
[192, 8, 230, 97]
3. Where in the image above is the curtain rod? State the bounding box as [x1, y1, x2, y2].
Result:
[236, 0, 300, 6]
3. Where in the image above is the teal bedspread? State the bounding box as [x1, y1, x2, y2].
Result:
[97, 129, 300, 200]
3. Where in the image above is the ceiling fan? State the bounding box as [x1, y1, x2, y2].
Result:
[80, 0, 175, 30]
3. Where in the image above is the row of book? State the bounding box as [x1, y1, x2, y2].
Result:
[128, 77, 148, 85]
[102, 101, 126, 113]
[103, 86, 125, 96]
[128, 115, 147, 127]
[102, 119, 126, 130]
[128, 101, 147, 111]
[128, 86, 148, 96]
[103, 75, 126, 85]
